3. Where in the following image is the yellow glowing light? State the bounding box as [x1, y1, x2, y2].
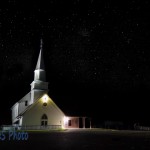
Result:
[63, 116, 69, 124]
[42, 95, 48, 103]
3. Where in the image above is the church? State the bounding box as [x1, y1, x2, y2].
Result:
[11, 40, 90, 129]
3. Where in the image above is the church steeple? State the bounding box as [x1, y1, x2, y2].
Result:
[34, 39, 46, 82]
[30, 39, 49, 104]
[35, 39, 45, 70]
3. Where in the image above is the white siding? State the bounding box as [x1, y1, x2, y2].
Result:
[12, 103, 19, 121]
[22, 95, 65, 126]
[18, 93, 31, 114]
[30, 90, 46, 104]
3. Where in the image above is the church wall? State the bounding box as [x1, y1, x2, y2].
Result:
[12, 103, 19, 122]
[17, 93, 31, 115]
[22, 95, 65, 127]
[18, 101, 28, 115]
[30, 90, 45, 104]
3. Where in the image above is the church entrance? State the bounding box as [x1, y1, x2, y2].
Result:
[41, 114, 48, 126]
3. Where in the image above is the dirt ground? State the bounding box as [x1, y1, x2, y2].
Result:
[1, 129, 150, 150]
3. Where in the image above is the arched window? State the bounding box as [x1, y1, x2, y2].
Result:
[41, 114, 48, 126]
[41, 114, 48, 120]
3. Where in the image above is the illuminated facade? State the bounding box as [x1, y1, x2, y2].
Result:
[11, 40, 88, 129]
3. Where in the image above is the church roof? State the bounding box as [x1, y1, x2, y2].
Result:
[18, 93, 65, 117]
[35, 39, 45, 70]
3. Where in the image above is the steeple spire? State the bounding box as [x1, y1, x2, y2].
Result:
[35, 39, 45, 70]
[30, 39, 48, 104]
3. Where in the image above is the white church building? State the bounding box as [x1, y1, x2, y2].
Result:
[11, 40, 90, 129]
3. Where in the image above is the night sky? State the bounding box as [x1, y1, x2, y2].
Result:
[0, 0, 150, 126]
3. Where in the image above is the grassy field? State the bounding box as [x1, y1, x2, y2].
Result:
[1, 129, 150, 150]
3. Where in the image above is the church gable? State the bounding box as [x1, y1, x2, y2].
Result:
[22, 94, 65, 126]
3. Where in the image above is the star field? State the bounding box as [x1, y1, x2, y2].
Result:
[0, 0, 150, 125]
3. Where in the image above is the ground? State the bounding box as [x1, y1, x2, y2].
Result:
[1, 129, 150, 150]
